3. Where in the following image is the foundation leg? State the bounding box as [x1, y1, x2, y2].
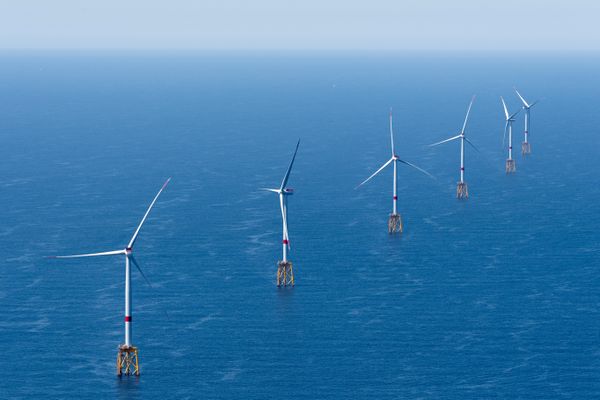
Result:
[522, 142, 531, 155]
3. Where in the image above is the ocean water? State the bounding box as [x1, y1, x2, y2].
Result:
[0, 51, 599, 399]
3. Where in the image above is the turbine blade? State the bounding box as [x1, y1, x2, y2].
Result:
[514, 88, 530, 108]
[261, 188, 280, 193]
[464, 137, 480, 153]
[280, 139, 300, 191]
[356, 158, 393, 188]
[461, 95, 476, 134]
[428, 135, 461, 147]
[279, 194, 290, 249]
[501, 96, 510, 120]
[509, 108, 522, 120]
[130, 255, 170, 320]
[502, 121, 509, 148]
[397, 158, 435, 179]
[529, 100, 540, 107]
[48, 249, 125, 259]
[128, 178, 171, 249]
[389, 108, 395, 156]
[129, 255, 153, 288]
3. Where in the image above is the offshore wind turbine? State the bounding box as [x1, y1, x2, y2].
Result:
[49, 178, 171, 376]
[429, 96, 478, 199]
[263, 140, 300, 287]
[514, 88, 539, 155]
[501, 97, 521, 173]
[357, 109, 433, 233]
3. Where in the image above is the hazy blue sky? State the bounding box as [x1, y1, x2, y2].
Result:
[1, 0, 599, 51]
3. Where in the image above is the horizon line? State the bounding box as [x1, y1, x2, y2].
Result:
[1, 48, 599, 54]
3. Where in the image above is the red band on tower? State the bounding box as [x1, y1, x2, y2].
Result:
[125, 316, 132, 322]
[393, 196, 397, 200]
[283, 239, 289, 244]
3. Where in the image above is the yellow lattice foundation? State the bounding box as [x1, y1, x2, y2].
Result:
[388, 213, 402, 233]
[456, 182, 468, 199]
[117, 345, 139, 376]
[277, 261, 294, 287]
[505, 159, 516, 173]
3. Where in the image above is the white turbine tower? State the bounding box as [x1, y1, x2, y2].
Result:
[429, 96, 478, 199]
[501, 97, 521, 173]
[49, 178, 171, 376]
[357, 108, 433, 233]
[514, 88, 539, 155]
[263, 140, 299, 287]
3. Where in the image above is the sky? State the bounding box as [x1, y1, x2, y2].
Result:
[1, 0, 599, 51]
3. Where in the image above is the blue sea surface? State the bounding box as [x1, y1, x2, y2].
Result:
[0, 51, 599, 399]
